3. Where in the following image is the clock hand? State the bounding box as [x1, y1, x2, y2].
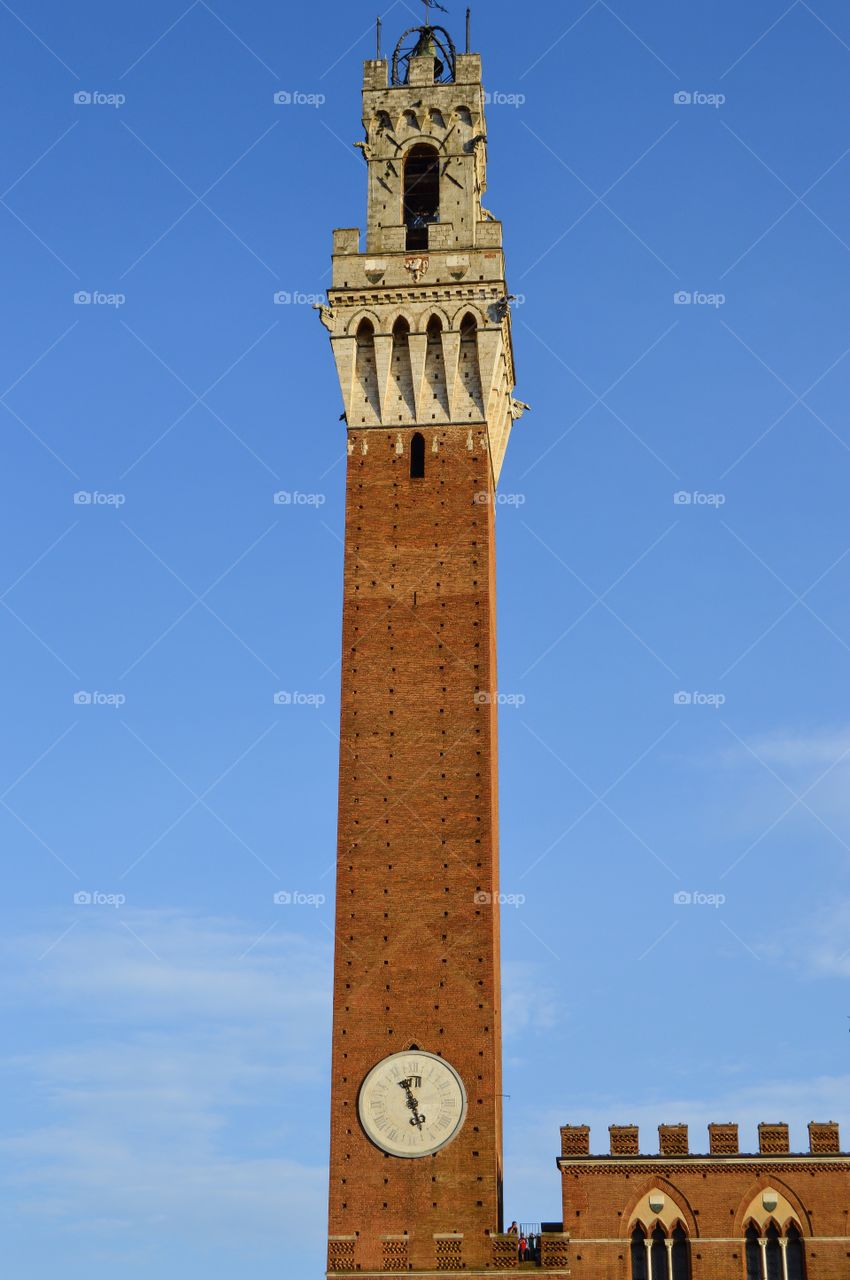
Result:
[398, 1078, 427, 1129]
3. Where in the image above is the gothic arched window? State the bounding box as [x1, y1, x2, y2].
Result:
[786, 1224, 805, 1280]
[404, 144, 440, 249]
[765, 1223, 782, 1280]
[630, 1226, 648, 1280]
[745, 1225, 761, 1280]
[410, 432, 425, 479]
[650, 1226, 667, 1280]
[670, 1224, 689, 1280]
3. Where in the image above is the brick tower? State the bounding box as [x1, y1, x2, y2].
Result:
[317, 19, 546, 1280]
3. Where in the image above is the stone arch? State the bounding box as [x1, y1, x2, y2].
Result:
[384, 307, 417, 336]
[397, 134, 449, 158]
[346, 307, 381, 337]
[420, 304, 451, 334]
[734, 1178, 811, 1237]
[622, 1178, 699, 1239]
[450, 302, 486, 331]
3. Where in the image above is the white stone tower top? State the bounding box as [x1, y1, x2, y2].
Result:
[318, 20, 527, 483]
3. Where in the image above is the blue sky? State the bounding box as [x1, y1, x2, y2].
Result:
[2, 0, 850, 1275]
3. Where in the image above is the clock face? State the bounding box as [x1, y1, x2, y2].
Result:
[358, 1050, 467, 1158]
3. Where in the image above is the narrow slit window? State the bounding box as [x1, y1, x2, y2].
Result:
[410, 432, 426, 479]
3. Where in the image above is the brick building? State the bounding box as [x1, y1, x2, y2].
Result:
[559, 1122, 849, 1279]
[317, 16, 849, 1280]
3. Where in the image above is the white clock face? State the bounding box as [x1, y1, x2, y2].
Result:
[358, 1050, 467, 1158]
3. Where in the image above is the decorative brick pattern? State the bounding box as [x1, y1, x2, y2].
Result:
[659, 1124, 689, 1156]
[809, 1122, 840, 1154]
[381, 1237, 409, 1271]
[491, 1234, 519, 1268]
[759, 1123, 790, 1154]
[609, 1124, 640, 1155]
[434, 1236, 462, 1270]
[561, 1124, 590, 1156]
[327, 1238, 355, 1272]
[708, 1122, 739, 1154]
[540, 1232, 570, 1268]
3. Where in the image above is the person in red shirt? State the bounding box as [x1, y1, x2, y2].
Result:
[518, 1234, 528, 1263]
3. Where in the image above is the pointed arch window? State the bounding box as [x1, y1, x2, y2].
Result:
[630, 1226, 648, 1280]
[786, 1224, 805, 1280]
[630, 1222, 691, 1280]
[410, 432, 425, 479]
[745, 1221, 805, 1280]
[404, 144, 440, 250]
[670, 1224, 689, 1280]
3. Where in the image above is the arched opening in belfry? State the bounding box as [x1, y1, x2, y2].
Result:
[389, 317, 415, 418]
[424, 315, 449, 419]
[410, 432, 425, 479]
[354, 318, 379, 423]
[403, 144, 440, 250]
[458, 312, 483, 418]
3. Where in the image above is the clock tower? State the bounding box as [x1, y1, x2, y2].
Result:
[318, 20, 559, 1278]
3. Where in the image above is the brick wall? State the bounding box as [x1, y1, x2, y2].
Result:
[328, 425, 503, 1272]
